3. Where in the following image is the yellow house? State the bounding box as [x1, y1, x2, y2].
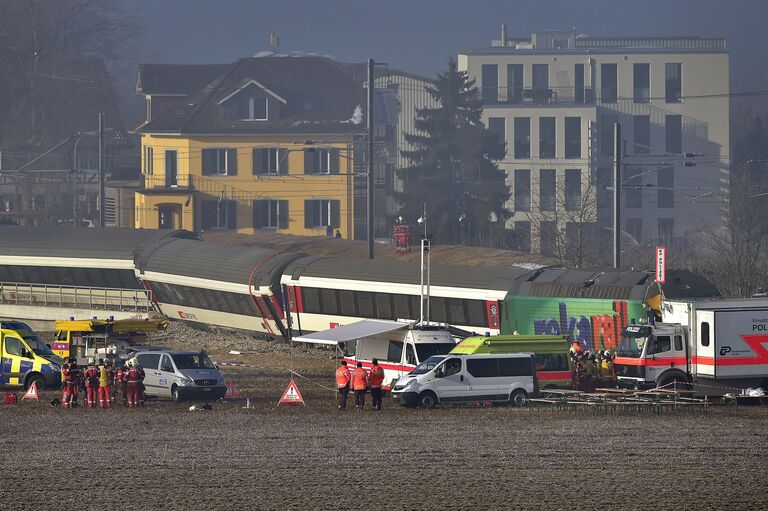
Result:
[134, 57, 366, 238]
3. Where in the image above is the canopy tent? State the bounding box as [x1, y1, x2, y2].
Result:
[292, 319, 412, 345]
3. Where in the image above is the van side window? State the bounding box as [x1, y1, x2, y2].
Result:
[466, 359, 498, 378]
[674, 335, 683, 351]
[701, 322, 710, 347]
[499, 357, 533, 377]
[387, 341, 403, 363]
[4, 337, 24, 357]
[160, 355, 173, 372]
[137, 353, 161, 370]
[648, 336, 671, 355]
[443, 358, 462, 376]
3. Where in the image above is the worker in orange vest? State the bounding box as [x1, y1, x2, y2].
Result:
[335, 360, 352, 410]
[352, 361, 368, 411]
[570, 340, 583, 355]
[368, 358, 385, 411]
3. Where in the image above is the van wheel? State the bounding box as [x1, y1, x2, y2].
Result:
[26, 374, 46, 391]
[418, 391, 438, 409]
[171, 385, 182, 403]
[510, 389, 529, 407]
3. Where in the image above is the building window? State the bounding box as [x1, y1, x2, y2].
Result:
[600, 115, 618, 157]
[144, 146, 153, 176]
[253, 147, 281, 175]
[237, 96, 268, 121]
[564, 169, 582, 211]
[202, 148, 238, 176]
[514, 117, 530, 159]
[514, 169, 531, 212]
[665, 115, 682, 154]
[574, 64, 586, 104]
[666, 63, 682, 103]
[481, 64, 498, 103]
[304, 148, 339, 174]
[165, 150, 178, 187]
[253, 199, 288, 229]
[658, 218, 674, 240]
[564, 117, 581, 159]
[601, 63, 617, 103]
[539, 117, 556, 159]
[539, 220, 557, 256]
[506, 64, 523, 103]
[624, 167, 643, 209]
[539, 169, 556, 211]
[304, 199, 340, 229]
[633, 115, 651, 154]
[201, 199, 236, 229]
[657, 166, 674, 208]
[514, 221, 531, 253]
[626, 218, 643, 244]
[532, 64, 550, 103]
[487, 117, 506, 159]
[633, 64, 650, 103]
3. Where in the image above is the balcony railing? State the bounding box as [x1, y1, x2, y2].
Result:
[141, 174, 192, 190]
[480, 87, 595, 106]
[0, 282, 153, 312]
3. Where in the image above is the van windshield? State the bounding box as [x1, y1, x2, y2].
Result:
[410, 355, 445, 375]
[415, 343, 456, 362]
[19, 329, 62, 363]
[171, 353, 215, 370]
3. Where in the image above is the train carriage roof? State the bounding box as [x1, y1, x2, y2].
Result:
[283, 256, 532, 291]
[136, 238, 303, 287]
[0, 226, 196, 261]
[507, 267, 656, 301]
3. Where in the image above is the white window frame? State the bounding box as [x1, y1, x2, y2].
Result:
[244, 96, 268, 121]
[145, 146, 154, 176]
[312, 199, 332, 228]
[316, 148, 331, 174]
[267, 199, 280, 228]
[207, 148, 234, 176]
[266, 148, 279, 175]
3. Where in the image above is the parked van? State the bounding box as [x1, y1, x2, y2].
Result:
[391, 353, 538, 408]
[451, 335, 572, 389]
[133, 348, 226, 402]
[0, 320, 63, 390]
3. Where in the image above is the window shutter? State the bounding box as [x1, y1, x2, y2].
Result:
[227, 149, 238, 176]
[329, 149, 340, 174]
[202, 149, 215, 176]
[304, 200, 314, 228]
[252, 148, 263, 175]
[278, 149, 287, 175]
[303, 149, 315, 174]
[226, 201, 237, 229]
[330, 200, 340, 228]
[201, 201, 217, 229]
[278, 200, 289, 229]
[252, 200, 268, 228]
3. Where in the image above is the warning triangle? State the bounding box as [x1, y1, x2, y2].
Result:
[22, 382, 39, 400]
[225, 381, 241, 399]
[278, 379, 305, 406]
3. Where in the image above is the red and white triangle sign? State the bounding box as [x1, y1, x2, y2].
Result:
[278, 378, 305, 406]
[22, 382, 39, 400]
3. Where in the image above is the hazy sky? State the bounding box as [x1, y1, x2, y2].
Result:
[131, 0, 768, 92]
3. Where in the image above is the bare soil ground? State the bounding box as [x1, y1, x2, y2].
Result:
[2, 325, 767, 510]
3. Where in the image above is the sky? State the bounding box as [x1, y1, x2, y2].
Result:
[129, 0, 768, 93]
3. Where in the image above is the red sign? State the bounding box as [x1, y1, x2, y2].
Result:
[22, 382, 39, 400]
[278, 379, 305, 406]
[655, 247, 666, 283]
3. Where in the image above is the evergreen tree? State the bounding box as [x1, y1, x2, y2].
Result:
[396, 59, 509, 246]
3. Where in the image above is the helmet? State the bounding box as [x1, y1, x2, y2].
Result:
[68, 357, 77, 365]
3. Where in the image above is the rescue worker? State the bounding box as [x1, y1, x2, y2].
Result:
[124, 359, 145, 408]
[335, 360, 351, 410]
[117, 361, 128, 406]
[570, 340, 583, 356]
[368, 358, 385, 411]
[584, 352, 598, 392]
[98, 359, 113, 408]
[60, 358, 71, 403]
[352, 361, 368, 411]
[84, 357, 100, 408]
[61, 357, 81, 409]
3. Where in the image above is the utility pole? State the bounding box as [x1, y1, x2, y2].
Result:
[98, 112, 105, 228]
[367, 59, 375, 259]
[613, 122, 621, 269]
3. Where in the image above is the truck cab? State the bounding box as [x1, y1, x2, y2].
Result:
[615, 323, 689, 389]
[0, 321, 62, 390]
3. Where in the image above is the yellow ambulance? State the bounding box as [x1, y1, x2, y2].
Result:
[0, 321, 63, 390]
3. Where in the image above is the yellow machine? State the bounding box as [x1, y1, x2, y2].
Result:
[52, 318, 169, 363]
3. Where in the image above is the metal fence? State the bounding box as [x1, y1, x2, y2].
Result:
[0, 282, 153, 313]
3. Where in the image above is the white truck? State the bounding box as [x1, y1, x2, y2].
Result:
[615, 298, 768, 393]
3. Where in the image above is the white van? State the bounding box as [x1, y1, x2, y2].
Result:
[390, 353, 537, 408]
[134, 348, 226, 402]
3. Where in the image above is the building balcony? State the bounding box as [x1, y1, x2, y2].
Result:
[141, 174, 193, 191]
[480, 87, 595, 107]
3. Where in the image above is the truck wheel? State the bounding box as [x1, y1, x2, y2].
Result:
[658, 374, 691, 392]
[26, 374, 46, 391]
[510, 389, 529, 407]
[171, 385, 182, 403]
[418, 391, 438, 409]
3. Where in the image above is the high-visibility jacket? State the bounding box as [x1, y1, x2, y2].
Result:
[352, 367, 368, 391]
[98, 366, 112, 388]
[368, 365, 385, 389]
[335, 366, 351, 388]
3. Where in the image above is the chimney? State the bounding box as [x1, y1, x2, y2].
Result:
[501, 24, 507, 46]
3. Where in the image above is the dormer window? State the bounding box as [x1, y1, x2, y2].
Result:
[218, 79, 286, 122]
[237, 95, 268, 121]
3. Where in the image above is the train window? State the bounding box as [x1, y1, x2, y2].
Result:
[339, 290, 356, 317]
[301, 287, 321, 313]
[375, 293, 393, 320]
[409, 296, 421, 320]
[447, 298, 466, 325]
[429, 297, 448, 323]
[320, 289, 339, 315]
[356, 292, 374, 318]
[701, 322, 710, 347]
[393, 294, 410, 320]
[466, 300, 487, 327]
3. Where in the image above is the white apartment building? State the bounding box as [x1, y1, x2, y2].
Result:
[459, 29, 729, 255]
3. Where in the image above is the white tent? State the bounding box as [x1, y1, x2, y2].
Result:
[292, 319, 413, 345]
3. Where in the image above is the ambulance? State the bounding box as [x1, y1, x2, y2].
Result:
[0, 321, 63, 390]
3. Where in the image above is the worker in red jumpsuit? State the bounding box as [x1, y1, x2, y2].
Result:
[116, 362, 128, 406]
[83, 358, 100, 408]
[124, 359, 145, 408]
[61, 357, 81, 409]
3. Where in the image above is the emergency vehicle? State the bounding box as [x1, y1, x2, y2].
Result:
[615, 298, 768, 392]
[0, 321, 62, 390]
[450, 334, 572, 389]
